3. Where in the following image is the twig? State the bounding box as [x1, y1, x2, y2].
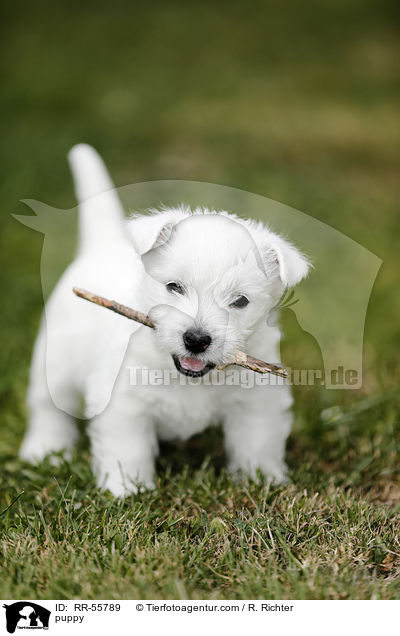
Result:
[73, 287, 154, 328]
[73, 287, 288, 378]
[216, 351, 288, 378]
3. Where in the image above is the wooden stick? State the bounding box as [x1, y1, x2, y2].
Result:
[73, 287, 288, 378]
[73, 287, 154, 328]
[216, 352, 288, 378]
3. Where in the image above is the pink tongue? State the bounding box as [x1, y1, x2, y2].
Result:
[179, 356, 206, 372]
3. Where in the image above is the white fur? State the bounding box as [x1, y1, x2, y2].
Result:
[20, 144, 311, 496]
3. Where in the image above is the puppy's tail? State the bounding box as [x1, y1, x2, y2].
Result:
[68, 144, 128, 253]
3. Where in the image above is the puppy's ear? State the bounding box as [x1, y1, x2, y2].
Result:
[140, 220, 174, 254]
[127, 210, 186, 255]
[252, 225, 311, 287]
[265, 234, 311, 287]
[234, 218, 311, 287]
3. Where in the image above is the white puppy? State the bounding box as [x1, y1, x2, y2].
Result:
[20, 145, 310, 496]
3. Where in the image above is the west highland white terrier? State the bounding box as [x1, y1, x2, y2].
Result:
[20, 144, 311, 496]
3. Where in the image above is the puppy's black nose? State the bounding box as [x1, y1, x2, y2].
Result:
[183, 329, 212, 354]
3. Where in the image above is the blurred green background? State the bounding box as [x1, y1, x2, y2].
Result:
[1, 0, 399, 394]
[0, 0, 399, 599]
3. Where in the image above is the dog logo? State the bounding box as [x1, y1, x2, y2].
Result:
[15, 170, 381, 399]
[2, 602, 51, 633]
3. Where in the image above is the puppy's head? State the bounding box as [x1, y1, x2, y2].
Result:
[129, 208, 310, 377]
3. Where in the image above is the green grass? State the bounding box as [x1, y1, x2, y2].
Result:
[1, 0, 400, 599]
[1, 396, 400, 599]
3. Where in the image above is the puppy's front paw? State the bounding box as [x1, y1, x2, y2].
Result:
[19, 432, 76, 465]
[227, 460, 289, 486]
[94, 464, 156, 497]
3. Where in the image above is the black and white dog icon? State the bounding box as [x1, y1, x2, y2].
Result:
[3, 602, 50, 633]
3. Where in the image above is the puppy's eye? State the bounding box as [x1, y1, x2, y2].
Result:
[166, 281, 185, 295]
[230, 295, 249, 309]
